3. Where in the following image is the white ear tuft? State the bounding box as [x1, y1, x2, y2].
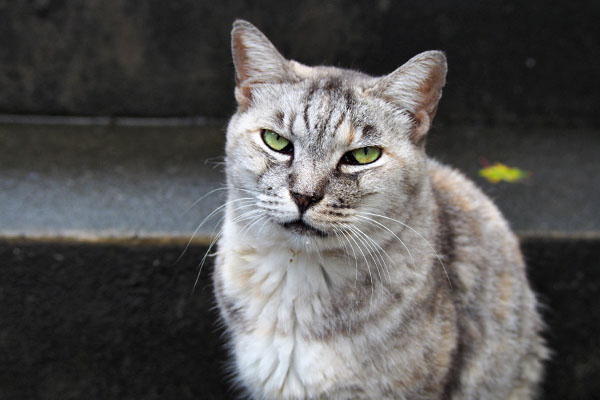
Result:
[367, 51, 447, 144]
[231, 20, 296, 109]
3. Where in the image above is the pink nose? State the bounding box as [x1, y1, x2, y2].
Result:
[291, 192, 322, 214]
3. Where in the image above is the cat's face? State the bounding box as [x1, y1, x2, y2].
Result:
[225, 20, 446, 251]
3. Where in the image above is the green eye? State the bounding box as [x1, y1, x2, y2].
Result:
[262, 130, 293, 153]
[344, 146, 382, 165]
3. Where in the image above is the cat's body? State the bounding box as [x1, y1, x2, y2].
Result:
[213, 20, 547, 400]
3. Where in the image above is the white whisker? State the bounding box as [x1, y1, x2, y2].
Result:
[356, 214, 417, 272]
[174, 197, 255, 265]
[349, 222, 393, 285]
[192, 209, 261, 293]
[358, 211, 452, 289]
[183, 186, 229, 215]
[332, 224, 359, 286]
[340, 223, 375, 314]
[344, 223, 385, 286]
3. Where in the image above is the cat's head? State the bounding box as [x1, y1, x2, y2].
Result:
[225, 20, 446, 251]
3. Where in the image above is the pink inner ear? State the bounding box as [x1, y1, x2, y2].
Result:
[231, 33, 251, 109]
[234, 85, 252, 111]
[366, 51, 446, 145]
[371, 51, 446, 117]
[231, 33, 259, 110]
[231, 22, 293, 109]
[417, 67, 445, 118]
[232, 38, 248, 87]
[410, 110, 430, 147]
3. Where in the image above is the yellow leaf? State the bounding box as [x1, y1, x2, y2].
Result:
[478, 163, 528, 184]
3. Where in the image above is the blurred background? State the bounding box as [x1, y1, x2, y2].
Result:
[1, 1, 599, 399]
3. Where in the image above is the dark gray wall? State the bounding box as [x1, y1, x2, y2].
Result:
[1, 239, 599, 399]
[1, 1, 599, 125]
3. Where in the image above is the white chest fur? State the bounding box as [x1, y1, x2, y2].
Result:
[235, 326, 351, 398]
[219, 244, 357, 399]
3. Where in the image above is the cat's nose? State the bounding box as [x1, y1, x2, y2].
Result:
[291, 192, 323, 214]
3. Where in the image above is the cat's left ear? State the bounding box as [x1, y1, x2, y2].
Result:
[367, 51, 447, 145]
[231, 20, 296, 110]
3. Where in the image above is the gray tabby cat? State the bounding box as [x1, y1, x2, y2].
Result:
[213, 19, 547, 400]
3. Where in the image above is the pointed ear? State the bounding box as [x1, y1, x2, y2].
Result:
[231, 20, 296, 109]
[367, 51, 447, 145]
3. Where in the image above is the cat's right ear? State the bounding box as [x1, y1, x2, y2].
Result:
[231, 20, 295, 110]
[366, 51, 447, 146]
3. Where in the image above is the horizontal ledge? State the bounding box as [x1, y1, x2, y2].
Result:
[516, 230, 600, 242]
[0, 233, 214, 247]
[1, 123, 598, 237]
[1, 230, 599, 248]
[0, 114, 226, 127]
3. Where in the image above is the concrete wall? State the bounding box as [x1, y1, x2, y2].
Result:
[1, 1, 599, 125]
[2, 239, 599, 399]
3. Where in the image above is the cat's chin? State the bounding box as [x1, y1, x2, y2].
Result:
[281, 220, 328, 237]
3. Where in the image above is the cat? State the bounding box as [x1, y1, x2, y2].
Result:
[212, 19, 547, 400]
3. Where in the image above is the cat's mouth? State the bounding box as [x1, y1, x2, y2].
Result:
[282, 220, 328, 236]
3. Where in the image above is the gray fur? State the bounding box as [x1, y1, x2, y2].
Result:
[213, 19, 547, 400]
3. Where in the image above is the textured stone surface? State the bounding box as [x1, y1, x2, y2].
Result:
[426, 125, 600, 235]
[1, 1, 599, 125]
[526, 238, 600, 400]
[0, 123, 226, 242]
[1, 123, 598, 242]
[0, 243, 235, 400]
[0, 239, 598, 399]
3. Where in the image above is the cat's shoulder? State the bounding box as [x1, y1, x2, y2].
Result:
[427, 158, 515, 240]
[427, 157, 486, 203]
